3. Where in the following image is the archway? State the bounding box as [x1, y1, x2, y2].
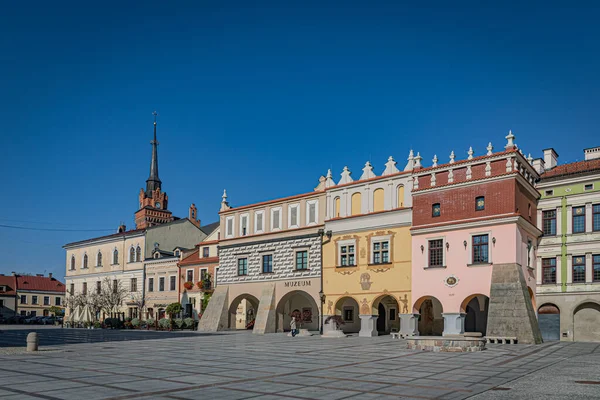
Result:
[276, 290, 319, 332]
[538, 303, 560, 341]
[334, 296, 360, 333]
[413, 296, 443, 336]
[574, 302, 600, 342]
[461, 294, 489, 336]
[373, 294, 400, 334]
[228, 294, 259, 330]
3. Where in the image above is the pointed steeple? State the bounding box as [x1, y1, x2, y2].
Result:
[146, 111, 162, 196]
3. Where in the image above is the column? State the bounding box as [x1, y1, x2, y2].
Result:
[556, 207, 562, 235]
[566, 254, 573, 284]
[566, 206, 572, 234]
[536, 209, 543, 231]
[359, 315, 378, 337]
[399, 313, 419, 336]
[536, 256, 542, 285]
[556, 255, 562, 284]
[586, 204, 593, 233]
[586, 253, 593, 283]
[441, 313, 466, 336]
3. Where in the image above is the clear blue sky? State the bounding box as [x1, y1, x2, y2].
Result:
[1, 1, 598, 280]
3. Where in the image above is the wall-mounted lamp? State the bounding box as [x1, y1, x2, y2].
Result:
[420, 245, 424, 253]
[445, 242, 450, 250]
[492, 237, 496, 245]
[463, 240, 467, 249]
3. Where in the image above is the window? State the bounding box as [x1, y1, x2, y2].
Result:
[131, 278, 137, 292]
[30, 311, 36, 317]
[96, 281, 101, 294]
[428, 239, 444, 267]
[69, 284, 74, 295]
[262, 254, 273, 273]
[148, 278, 154, 292]
[20, 295, 27, 304]
[241, 214, 248, 236]
[97, 251, 103, 266]
[475, 196, 485, 211]
[43, 296, 50, 306]
[271, 208, 281, 230]
[32, 295, 38, 305]
[201, 268, 208, 281]
[136, 246, 142, 262]
[573, 256, 586, 283]
[203, 247, 210, 257]
[573, 206, 586, 233]
[397, 185, 405, 208]
[129, 247, 135, 262]
[186, 270, 193, 282]
[593, 204, 600, 232]
[340, 244, 355, 266]
[296, 250, 308, 270]
[472, 234, 489, 264]
[585, 184, 594, 191]
[226, 217, 234, 237]
[543, 210, 557, 236]
[373, 188, 384, 212]
[307, 201, 317, 225]
[112, 279, 118, 293]
[113, 249, 118, 265]
[334, 197, 341, 218]
[594, 255, 600, 282]
[545, 190, 554, 196]
[372, 241, 389, 264]
[170, 276, 176, 291]
[351, 192, 361, 216]
[83, 254, 88, 269]
[238, 258, 248, 276]
[70, 255, 75, 270]
[255, 211, 264, 233]
[174, 250, 180, 258]
[159, 277, 165, 292]
[289, 204, 299, 228]
[343, 307, 354, 322]
[55, 297, 61, 306]
[432, 203, 441, 217]
[20, 310, 26, 316]
[82, 282, 87, 295]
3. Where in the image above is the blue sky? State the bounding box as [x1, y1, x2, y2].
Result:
[0, 1, 598, 279]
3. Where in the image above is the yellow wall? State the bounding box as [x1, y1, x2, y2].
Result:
[322, 225, 412, 317]
[334, 197, 340, 217]
[351, 192, 361, 216]
[397, 185, 405, 208]
[373, 188, 384, 212]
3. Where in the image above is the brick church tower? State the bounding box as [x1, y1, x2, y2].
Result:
[134, 112, 174, 229]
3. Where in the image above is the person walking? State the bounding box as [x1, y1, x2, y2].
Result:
[290, 316, 297, 337]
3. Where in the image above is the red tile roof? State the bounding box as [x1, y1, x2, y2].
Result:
[541, 159, 600, 179]
[0, 275, 17, 295]
[16, 275, 65, 293]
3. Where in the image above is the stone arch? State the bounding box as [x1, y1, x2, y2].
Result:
[573, 301, 600, 342]
[228, 293, 259, 330]
[276, 290, 320, 332]
[460, 294, 489, 336]
[333, 296, 360, 333]
[372, 294, 400, 334]
[413, 295, 444, 336]
[538, 303, 560, 341]
[351, 192, 361, 216]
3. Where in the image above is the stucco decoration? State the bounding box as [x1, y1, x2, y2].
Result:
[327, 300, 333, 314]
[400, 294, 409, 313]
[360, 161, 376, 181]
[360, 273, 372, 290]
[360, 298, 370, 315]
[449, 150, 455, 164]
[404, 150, 414, 171]
[444, 275, 459, 288]
[383, 156, 400, 175]
[338, 166, 353, 185]
[360, 247, 367, 259]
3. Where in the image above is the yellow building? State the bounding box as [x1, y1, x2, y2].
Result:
[323, 156, 414, 336]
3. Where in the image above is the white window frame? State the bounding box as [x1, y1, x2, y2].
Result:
[186, 269, 194, 283]
[55, 297, 61, 306]
[237, 256, 249, 276]
[43, 296, 50, 306]
[288, 203, 300, 229]
[148, 277, 155, 292]
[128, 246, 136, 263]
[271, 206, 282, 232]
[425, 236, 446, 269]
[584, 183, 594, 191]
[20, 295, 27, 304]
[306, 199, 319, 226]
[225, 216, 235, 238]
[96, 251, 103, 267]
[254, 210, 265, 234]
[169, 275, 177, 291]
[371, 235, 392, 264]
[295, 248, 310, 270]
[158, 277, 165, 292]
[200, 267, 208, 281]
[82, 253, 88, 269]
[239, 213, 249, 236]
[338, 239, 357, 267]
[112, 248, 119, 265]
[468, 231, 493, 265]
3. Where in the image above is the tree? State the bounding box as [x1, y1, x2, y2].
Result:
[130, 292, 146, 320]
[47, 306, 64, 316]
[166, 302, 183, 319]
[98, 277, 129, 318]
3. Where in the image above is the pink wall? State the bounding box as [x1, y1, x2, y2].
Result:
[411, 223, 522, 313]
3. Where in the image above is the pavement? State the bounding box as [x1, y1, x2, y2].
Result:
[0, 327, 599, 399]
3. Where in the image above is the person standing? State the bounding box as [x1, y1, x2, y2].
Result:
[290, 316, 297, 337]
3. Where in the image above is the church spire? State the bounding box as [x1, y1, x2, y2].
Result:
[146, 111, 162, 196]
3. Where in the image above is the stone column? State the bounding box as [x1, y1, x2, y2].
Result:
[359, 315, 378, 337]
[586, 204, 593, 233]
[556, 206, 562, 234]
[566, 254, 573, 284]
[586, 253, 593, 283]
[536, 256, 542, 285]
[399, 313, 419, 336]
[556, 255, 562, 284]
[566, 206, 572, 234]
[441, 313, 466, 336]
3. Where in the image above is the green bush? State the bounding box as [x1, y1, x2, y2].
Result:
[147, 318, 155, 327]
[183, 317, 194, 329]
[159, 318, 170, 329]
[174, 318, 184, 329]
[104, 318, 123, 329]
[93, 321, 101, 329]
[166, 302, 183, 318]
[131, 318, 140, 327]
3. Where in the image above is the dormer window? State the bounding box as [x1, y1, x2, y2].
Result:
[174, 250, 181, 257]
[0, 285, 6, 293]
[154, 252, 160, 259]
[203, 247, 210, 258]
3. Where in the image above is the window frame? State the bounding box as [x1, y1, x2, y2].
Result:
[593, 204, 600, 232]
[82, 253, 88, 269]
[70, 255, 75, 271]
[129, 247, 135, 263]
[541, 258, 557, 283]
[237, 257, 248, 276]
[55, 297, 61, 306]
[186, 269, 194, 283]
[32, 295, 38, 305]
[371, 236, 391, 265]
[169, 276, 176, 291]
[43, 296, 50, 306]
[202, 247, 210, 258]
[584, 183, 594, 191]
[343, 306, 354, 322]
[96, 251, 103, 267]
[158, 277, 165, 292]
[225, 216, 235, 238]
[427, 238, 445, 268]
[572, 206, 586, 234]
[254, 210, 265, 233]
[82, 282, 87, 295]
[593, 254, 600, 282]
[542, 209, 557, 236]
[113, 249, 119, 265]
[572, 255, 586, 283]
[148, 277, 154, 292]
[475, 196, 485, 211]
[295, 249, 309, 270]
[432, 203, 441, 218]
[288, 203, 300, 229]
[271, 207, 282, 231]
[20, 295, 27, 304]
[135, 246, 142, 262]
[338, 240, 356, 267]
[239, 213, 249, 236]
[262, 253, 273, 273]
[96, 280, 101, 294]
[306, 200, 318, 226]
[471, 234, 490, 264]
[131, 277, 137, 292]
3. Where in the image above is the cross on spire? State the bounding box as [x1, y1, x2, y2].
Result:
[146, 111, 162, 196]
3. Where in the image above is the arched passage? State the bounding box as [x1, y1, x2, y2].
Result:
[334, 296, 360, 333]
[538, 303, 560, 341]
[460, 294, 489, 336]
[228, 294, 259, 330]
[413, 296, 443, 336]
[372, 294, 400, 334]
[276, 290, 319, 332]
[574, 302, 600, 342]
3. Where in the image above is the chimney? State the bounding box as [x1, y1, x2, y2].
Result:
[117, 223, 126, 233]
[11, 271, 16, 276]
[36, 274, 43, 277]
[48, 273, 53, 279]
[189, 204, 200, 227]
[532, 158, 545, 174]
[543, 148, 559, 170]
[584, 146, 600, 161]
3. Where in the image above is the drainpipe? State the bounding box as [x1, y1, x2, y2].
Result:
[318, 228, 332, 335]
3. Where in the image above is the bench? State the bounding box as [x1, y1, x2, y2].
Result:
[486, 336, 518, 344]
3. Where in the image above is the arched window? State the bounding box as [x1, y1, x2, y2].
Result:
[129, 247, 135, 263]
[373, 188, 384, 213]
[70, 256, 75, 271]
[83, 254, 88, 269]
[351, 193, 362, 216]
[397, 185, 405, 208]
[136, 246, 142, 262]
[334, 197, 341, 218]
[113, 249, 118, 265]
[97, 252, 102, 267]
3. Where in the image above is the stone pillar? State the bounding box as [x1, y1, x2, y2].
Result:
[399, 313, 419, 336]
[359, 315, 378, 337]
[536, 256, 542, 285]
[585, 204, 593, 233]
[556, 206, 562, 234]
[442, 313, 466, 336]
[26, 332, 39, 352]
[566, 206, 572, 234]
[566, 254, 573, 284]
[556, 255, 562, 284]
[586, 253, 593, 283]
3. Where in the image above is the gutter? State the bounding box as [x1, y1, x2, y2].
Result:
[318, 228, 332, 335]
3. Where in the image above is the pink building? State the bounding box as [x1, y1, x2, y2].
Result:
[402, 133, 543, 343]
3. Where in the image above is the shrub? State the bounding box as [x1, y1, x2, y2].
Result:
[159, 318, 170, 329]
[183, 317, 194, 329]
[174, 318, 184, 329]
[93, 321, 101, 329]
[165, 303, 183, 318]
[147, 318, 155, 327]
[131, 318, 140, 328]
[104, 318, 123, 329]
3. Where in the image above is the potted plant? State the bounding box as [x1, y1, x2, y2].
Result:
[183, 281, 194, 290]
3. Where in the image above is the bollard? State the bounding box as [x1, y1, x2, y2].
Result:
[26, 332, 39, 352]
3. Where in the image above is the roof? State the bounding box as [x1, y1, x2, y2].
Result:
[179, 249, 219, 266]
[199, 221, 219, 236]
[63, 228, 145, 248]
[540, 158, 600, 180]
[0, 275, 17, 295]
[16, 275, 65, 293]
